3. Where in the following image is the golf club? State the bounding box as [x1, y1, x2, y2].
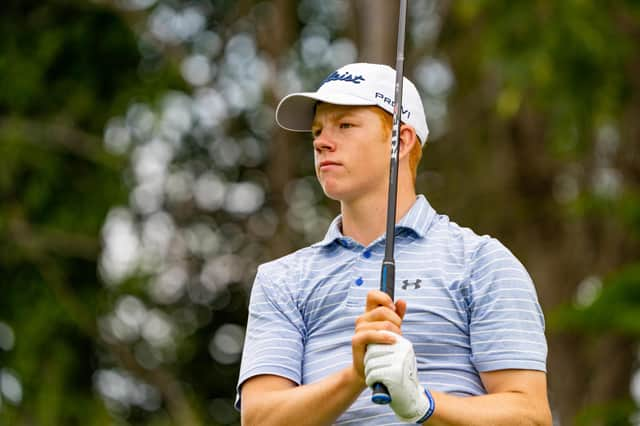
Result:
[371, 0, 408, 406]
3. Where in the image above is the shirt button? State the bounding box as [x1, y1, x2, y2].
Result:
[355, 277, 364, 286]
[363, 250, 372, 259]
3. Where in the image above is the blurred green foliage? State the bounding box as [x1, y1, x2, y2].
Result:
[1, 1, 183, 425]
[574, 399, 639, 426]
[551, 263, 640, 336]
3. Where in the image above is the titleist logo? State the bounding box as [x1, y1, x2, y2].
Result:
[320, 71, 365, 86]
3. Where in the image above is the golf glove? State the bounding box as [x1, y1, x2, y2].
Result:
[365, 331, 435, 423]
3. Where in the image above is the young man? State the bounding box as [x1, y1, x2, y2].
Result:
[236, 63, 551, 425]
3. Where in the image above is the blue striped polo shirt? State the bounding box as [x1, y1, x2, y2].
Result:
[236, 195, 547, 425]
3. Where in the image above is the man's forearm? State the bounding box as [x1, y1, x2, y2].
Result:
[425, 390, 552, 426]
[241, 368, 366, 426]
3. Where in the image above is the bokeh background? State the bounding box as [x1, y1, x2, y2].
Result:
[1, 0, 639, 424]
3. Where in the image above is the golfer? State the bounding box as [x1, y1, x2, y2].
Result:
[236, 63, 551, 425]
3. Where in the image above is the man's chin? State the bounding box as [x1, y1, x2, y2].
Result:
[323, 191, 343, 202]
[321, 188, 357, 204]
[320, 185, 346, 202]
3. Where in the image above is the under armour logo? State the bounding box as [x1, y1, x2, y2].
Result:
[401, 279, 422, 290]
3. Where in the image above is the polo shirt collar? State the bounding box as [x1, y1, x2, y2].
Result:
[311, 194, 436, 248]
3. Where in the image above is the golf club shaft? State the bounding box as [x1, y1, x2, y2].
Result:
[371, 0, 408, 406]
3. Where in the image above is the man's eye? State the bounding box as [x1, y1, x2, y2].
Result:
[339, 122, 353, 129]
[312, 128, 321, 138]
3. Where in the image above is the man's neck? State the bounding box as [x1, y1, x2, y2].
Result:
[340, 184, 417, 247]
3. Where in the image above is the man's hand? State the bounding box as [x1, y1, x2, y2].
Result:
[351, 291, 407, 385]
[365, 331, 434, 423]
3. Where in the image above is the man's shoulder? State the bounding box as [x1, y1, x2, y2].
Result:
[430, 212, 493, 254]
[429, 214, 531, 288]
[256, 243, 321, 278]
[429, 212, 529, 274]
[436, 216, 524, 270]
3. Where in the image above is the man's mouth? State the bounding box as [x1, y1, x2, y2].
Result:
[318, 161, 341, 170]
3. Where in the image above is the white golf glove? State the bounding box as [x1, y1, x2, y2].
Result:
[365, 331, 435, 423]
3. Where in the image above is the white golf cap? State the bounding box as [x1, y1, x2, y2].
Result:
[275, 62, 429, 145]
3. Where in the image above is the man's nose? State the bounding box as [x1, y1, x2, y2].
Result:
[313, 131, 336, 152]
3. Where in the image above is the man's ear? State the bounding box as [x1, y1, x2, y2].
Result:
[398, 124, 418, 161]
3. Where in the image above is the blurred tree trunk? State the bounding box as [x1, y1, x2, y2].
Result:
[354, 0, 398, 65]
[255, 0, 301, 259]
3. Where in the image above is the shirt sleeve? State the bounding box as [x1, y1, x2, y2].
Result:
[467, 238, 547, 373]
[235, 263, 307, 410]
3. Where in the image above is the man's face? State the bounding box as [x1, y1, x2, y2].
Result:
[311, 103, 390, 203]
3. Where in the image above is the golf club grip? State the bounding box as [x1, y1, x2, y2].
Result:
[371, 261, 394, 405]
[371, 382, 392, 405]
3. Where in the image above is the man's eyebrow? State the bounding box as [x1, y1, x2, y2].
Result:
[312, 110, 357, 128]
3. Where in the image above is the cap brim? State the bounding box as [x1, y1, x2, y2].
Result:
[275, 92, 376, 133]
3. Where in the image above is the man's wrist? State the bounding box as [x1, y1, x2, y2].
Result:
[343, 366, 367, 393]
